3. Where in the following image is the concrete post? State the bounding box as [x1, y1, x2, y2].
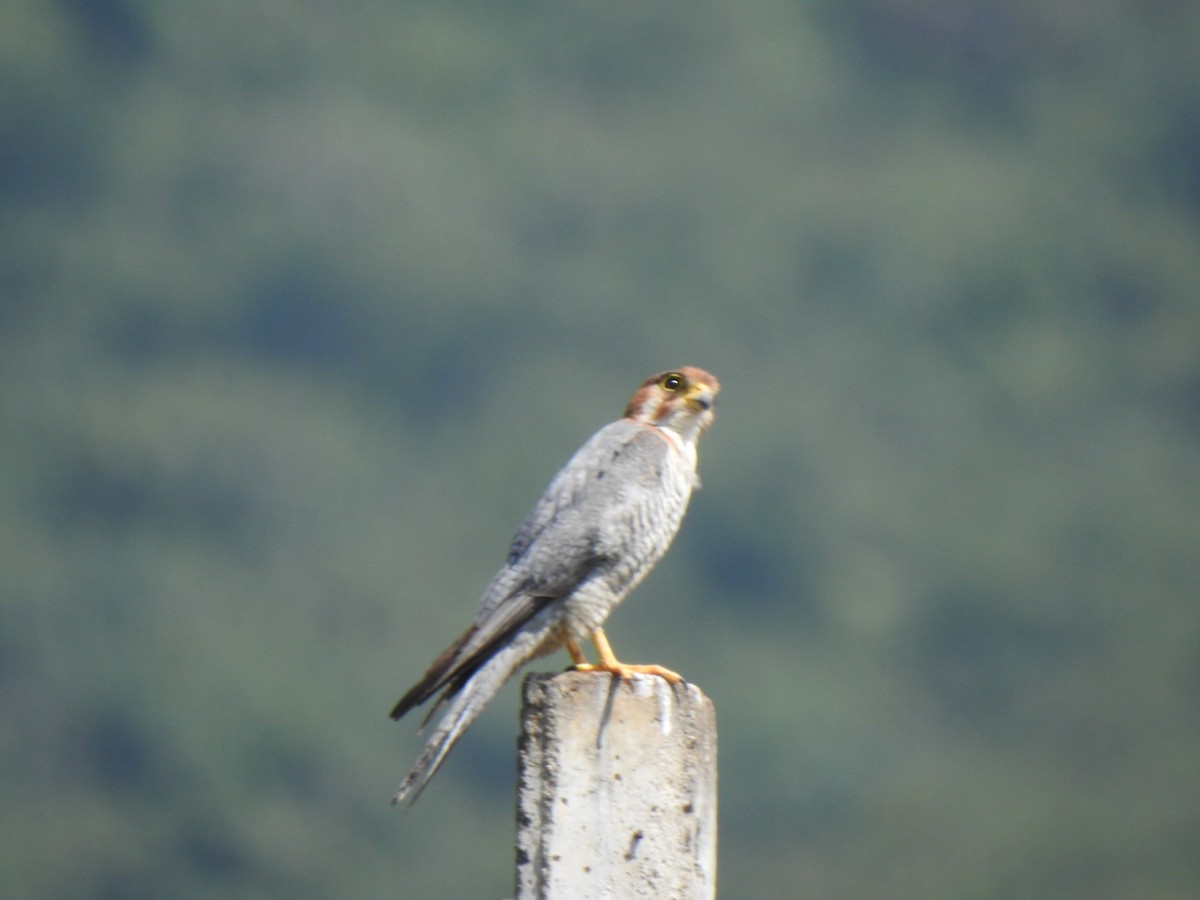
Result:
[514, 671, 717, 899]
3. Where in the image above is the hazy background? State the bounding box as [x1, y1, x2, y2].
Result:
[3, 1, 1199, 897]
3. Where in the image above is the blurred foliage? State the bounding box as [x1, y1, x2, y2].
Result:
[3, 0, 1200, 896]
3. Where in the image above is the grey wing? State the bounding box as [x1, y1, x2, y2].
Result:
[479, 420, 671, 617]
[462, 421, 656, 640]
[391, 421, 666, 722]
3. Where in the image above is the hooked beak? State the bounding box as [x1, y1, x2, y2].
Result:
[687, 384, 715, 412]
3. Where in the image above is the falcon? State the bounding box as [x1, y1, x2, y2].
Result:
[389, 367, 720, 805]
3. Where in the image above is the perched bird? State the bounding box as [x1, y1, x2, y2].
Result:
[390, 367, 720, 805]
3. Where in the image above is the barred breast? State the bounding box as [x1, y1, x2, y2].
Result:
[558, 423, 699, 639]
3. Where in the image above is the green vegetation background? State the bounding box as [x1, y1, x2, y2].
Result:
[3, 1, 1199, 896]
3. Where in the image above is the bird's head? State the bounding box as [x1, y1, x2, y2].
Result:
[624, 367, 720, 445]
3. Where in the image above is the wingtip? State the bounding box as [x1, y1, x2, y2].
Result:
[388, 687, 422, 721]
[388, 623, 479, 722]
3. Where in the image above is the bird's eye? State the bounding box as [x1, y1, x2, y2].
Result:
[660, 373, 685, 392]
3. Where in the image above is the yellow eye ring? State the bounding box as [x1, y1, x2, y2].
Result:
[660, 372, 685, 392]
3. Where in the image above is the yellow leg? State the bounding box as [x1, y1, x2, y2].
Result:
[569, 627, 683, 684]
[566, 640, 589, 667]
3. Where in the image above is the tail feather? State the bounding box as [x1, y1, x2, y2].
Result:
[392, 630, 546, 806]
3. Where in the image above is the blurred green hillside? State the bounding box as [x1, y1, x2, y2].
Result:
[3, 1, 1199, 896]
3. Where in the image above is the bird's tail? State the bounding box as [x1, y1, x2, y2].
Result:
[392, 628, 546, 806]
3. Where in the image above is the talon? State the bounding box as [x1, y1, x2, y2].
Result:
[566, 629, 684, 683]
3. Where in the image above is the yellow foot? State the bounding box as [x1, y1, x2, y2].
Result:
[572, 661, 684, 684]
[565, 629, 685, 684]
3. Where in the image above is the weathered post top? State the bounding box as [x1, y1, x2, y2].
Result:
[514, 671, 717, 900]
